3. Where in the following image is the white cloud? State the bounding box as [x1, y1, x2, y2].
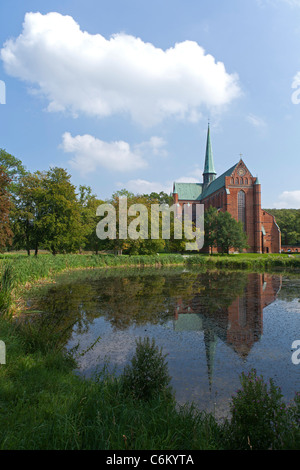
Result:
[274, 190, 300, 208]
[134, 136, 168, 157]
[175, 176, 200, 183]
[61, 132, 147, 174]
[117, 173, 202, 196]
[116, 179, 173, 195]
[257, 0, 300, 7]
[1, 12, 241, 126]
[246, 113, 267, 128]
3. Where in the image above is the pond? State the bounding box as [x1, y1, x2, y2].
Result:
[26, 267, 300, 419]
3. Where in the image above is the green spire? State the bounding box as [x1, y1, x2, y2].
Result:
[203, 124, 216, 186]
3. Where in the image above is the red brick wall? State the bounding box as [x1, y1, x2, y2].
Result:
[261, 210, 281, 253]
[281, 245, 300, 253]
[173, 162, 281, 253]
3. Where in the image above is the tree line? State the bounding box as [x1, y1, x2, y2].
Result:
[264, 208, 300, 246]
[1, 147, 296, 256]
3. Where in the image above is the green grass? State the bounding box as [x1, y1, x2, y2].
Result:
[0, 252, 299, 450]
[0, 315, 223, 450]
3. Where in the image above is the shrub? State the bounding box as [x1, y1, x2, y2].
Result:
[225, 369, 291, 450]
[121, 337, 173, 402]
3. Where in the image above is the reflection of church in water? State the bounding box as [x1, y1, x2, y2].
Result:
[173, 273, 282, 389]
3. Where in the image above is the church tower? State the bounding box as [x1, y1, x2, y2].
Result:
[203, 124, 216, 190]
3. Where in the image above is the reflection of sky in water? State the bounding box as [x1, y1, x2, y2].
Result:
[29, 269, 300, 420]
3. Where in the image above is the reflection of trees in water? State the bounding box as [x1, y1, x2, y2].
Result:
[190, 271, 249, 315]
[27, 269, 254, 349]
[277, 276, 300, 302]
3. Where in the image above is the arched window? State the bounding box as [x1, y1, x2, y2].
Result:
[240, 178, 243, 185]
[231, 177, 234, 185]
[245, 178, 248, 185]
[238, 190, 246, 231]
[235, 177, 239, 184]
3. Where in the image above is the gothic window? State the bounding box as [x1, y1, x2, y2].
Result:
[238, 190, 246, 231]
[231, 177, 234, 185]
[245, 178, 248, 185]
[235, 177, 239, 184]
[240, 178, 243, 185]
[192, 203, 197, 224]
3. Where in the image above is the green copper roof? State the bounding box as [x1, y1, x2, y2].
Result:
[201, 163, 238, 199]
[173, 182, 203, 201]
[173, 163, 239, 202]
[203, 125, 216, 175]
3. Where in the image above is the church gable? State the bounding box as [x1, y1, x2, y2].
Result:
[229, 159, 254, 186]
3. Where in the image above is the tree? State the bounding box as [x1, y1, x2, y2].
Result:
[36, 167, 85, 255]
[78, 185, 104, 254]
[143, 191, 173, 206]
[264, 209, 300, 246]
[0, 149, 27, 191]
[0, 149, 27, 250]
[216, 211, 248, 254]
[204, 206, 218, 254]
[97, 190, 166, 255]
[0, 166, 13, 251]
[10, 171, 44, 255]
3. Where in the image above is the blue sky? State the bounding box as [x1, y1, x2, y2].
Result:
[0, 0, 300, 208]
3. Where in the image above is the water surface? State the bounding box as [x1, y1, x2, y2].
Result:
[26, 267, 300, 418]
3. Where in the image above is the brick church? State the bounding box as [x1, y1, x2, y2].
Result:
[173, 125, 281, 253]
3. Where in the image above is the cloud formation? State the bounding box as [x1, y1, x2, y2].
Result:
[274, 190, 300, 208]
[117, 179, 173, 195]
[61, 132, 147, 174]
[246, 113, 267, 128]
[1, 12, 241, 126]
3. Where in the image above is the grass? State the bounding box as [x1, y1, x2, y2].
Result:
[0, 252, 299, 288]
[0, 314, 223, 450]
[0, 251, 299, 450]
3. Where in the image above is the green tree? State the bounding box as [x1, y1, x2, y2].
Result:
[100, 190, 166, 255]
[204, 206, 218, 254]
[143, 191, 173, 206]
[0, 166, 13, 251]
[10, 171, 44, 255]
[0, 149, 27, 192]
[264, 209, 300, 246]
[78, 185, 104, 254]
[36, 167, 85, 255]
[216, 211, 248, 254]
[0, 149, 27, 250]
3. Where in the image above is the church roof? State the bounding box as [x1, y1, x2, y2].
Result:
[201, 163, 238, 199]
[174, 163, 239, 202]
[173, 182, 203, 201]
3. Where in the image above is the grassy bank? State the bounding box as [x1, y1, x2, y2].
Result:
[0, 252, 299, 290]
[0, 253, 299, 450]
[0, 311, 299, 450]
